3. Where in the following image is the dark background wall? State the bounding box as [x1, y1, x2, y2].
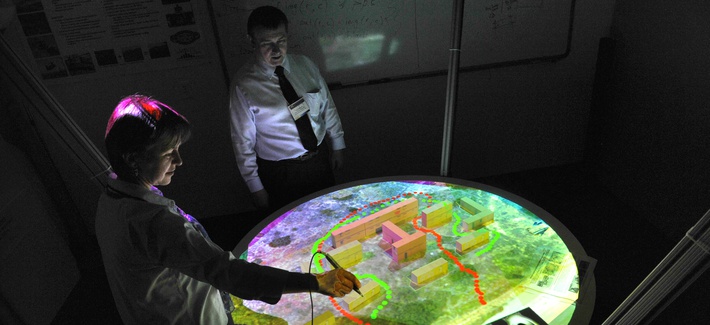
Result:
[589, 0, 710, 240]
[1, 0, 615, 220]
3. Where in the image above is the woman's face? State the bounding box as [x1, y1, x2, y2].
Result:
[136, 142, 183, 188]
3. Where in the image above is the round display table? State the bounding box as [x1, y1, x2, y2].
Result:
[233, 176, 595, 325]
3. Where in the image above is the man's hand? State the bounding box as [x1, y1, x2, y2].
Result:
[315, 268, 361, 297]
[251, 189, 269, 209]
[330, 149, 345, 171]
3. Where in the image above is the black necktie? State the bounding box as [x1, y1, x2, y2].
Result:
[275, 66, 318, 151]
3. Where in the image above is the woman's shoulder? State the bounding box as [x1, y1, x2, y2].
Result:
[99, 191, 181, 225]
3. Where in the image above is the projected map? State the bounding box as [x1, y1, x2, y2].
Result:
[231, 180, 583, 325]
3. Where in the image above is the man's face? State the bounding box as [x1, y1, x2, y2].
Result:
[251, 23, 288, 67]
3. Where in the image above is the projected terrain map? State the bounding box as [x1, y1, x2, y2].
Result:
[232, 180, 582, 324]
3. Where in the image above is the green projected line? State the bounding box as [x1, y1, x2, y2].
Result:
[356, 274, 392, 320]
[475, 230, 501, 256]
[310, 214, 362, 273]
[452, 211, 466, 236]
[314, 193, 432, 322]
[326, 273, 393, 323]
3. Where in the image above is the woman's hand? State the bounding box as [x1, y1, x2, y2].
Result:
[315, 268, 361, 297]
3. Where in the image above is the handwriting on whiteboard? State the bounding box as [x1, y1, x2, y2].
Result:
[486, 0, 544, 30]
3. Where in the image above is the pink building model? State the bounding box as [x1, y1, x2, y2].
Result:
[381, 220, 426, 264]
[331, 197, 419, 247]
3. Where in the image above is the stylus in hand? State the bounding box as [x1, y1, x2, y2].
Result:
[323, 252, 363, 297]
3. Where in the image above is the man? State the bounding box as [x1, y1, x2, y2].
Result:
[229, 6, 345, 212]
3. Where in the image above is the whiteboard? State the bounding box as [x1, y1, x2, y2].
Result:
[211, 0, 575, 85]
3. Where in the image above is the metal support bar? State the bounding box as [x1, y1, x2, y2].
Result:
[603, 209, 710, 324]
[440, 0, 464, 177]
[0, 33, 110, 187]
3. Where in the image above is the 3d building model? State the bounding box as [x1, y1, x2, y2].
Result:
[459, 197, 495, 231]
[331, 197, 419, 247]
[343, 281, 381, 312]
[381, 220, 426, 264]
[304, 310, 335, 325]
[456, 228, 490, 254]
[328, 240, 363, 269]
[237, 179, 584, 325]
[421, 200, 453, 229]
[411, 258, 448, 287]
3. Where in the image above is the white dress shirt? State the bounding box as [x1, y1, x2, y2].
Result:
[95, 175, 291, 324]
[229, 54, 345, 193]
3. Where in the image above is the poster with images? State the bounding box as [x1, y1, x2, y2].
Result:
[14, 0, 207, 81]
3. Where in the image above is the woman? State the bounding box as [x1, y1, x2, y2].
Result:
[95, 95, 359, 324]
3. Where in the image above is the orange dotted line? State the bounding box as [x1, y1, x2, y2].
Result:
[322, 191, 484, 324]
[412, 216, 487, 305]
[328, 297, 366, 324]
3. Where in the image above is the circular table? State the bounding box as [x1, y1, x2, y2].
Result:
[232, 176, 595, 325]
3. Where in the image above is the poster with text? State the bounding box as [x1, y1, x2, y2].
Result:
[14, 0, 207, 81]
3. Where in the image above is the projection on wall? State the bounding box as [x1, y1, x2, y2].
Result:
[320, 33, 400, 73]
[214, 0, 575, 85]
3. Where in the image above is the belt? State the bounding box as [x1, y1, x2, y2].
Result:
[288, 150, 319, 161]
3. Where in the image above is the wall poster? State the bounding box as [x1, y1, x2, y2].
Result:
[13, 0, 206, 82]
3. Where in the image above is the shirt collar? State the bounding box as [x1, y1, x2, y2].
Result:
[256, 54, 291, 78]
[107, 173, 177, 211]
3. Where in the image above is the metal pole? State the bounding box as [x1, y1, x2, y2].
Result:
[440, 0, 465, 177]
[0, 34, 110, 187]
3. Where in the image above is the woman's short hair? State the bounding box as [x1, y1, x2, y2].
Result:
[104, 94, 190, 183]
[247, 6, 288, 38]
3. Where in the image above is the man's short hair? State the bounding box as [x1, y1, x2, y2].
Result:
[247, 6, 288, 38]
